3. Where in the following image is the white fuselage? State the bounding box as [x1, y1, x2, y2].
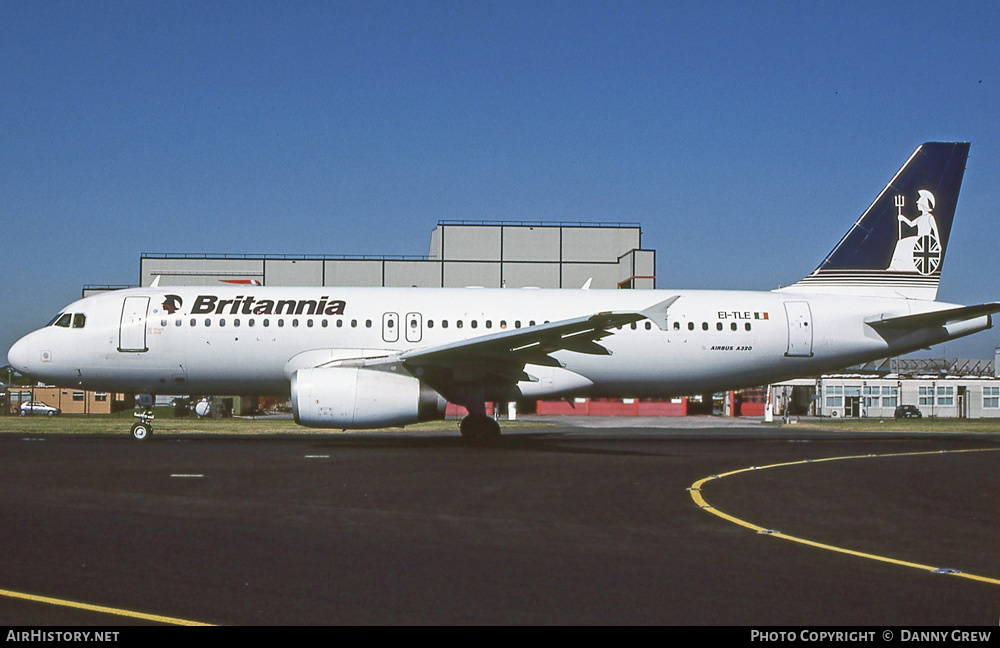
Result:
[7, 285, 984, 400]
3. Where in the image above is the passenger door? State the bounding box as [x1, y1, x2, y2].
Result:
[118, 296, 149, 352]
[783, 301, 813, 357]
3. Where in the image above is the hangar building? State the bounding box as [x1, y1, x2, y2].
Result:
[135, 221, 656, 290]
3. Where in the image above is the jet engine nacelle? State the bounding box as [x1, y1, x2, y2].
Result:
[291, 367, 446, 429]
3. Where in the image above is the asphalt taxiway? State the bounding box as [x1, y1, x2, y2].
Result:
[1, 421, 998, 625]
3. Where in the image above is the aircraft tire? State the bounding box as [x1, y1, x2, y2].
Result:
[130, 422, 152, 441]
[459, 414, 501, 445]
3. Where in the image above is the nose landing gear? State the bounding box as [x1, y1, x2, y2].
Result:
[130, 394, 155, 441]
[130, 410, 154, 440]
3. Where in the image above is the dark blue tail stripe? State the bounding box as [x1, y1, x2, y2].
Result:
[810, 142, 969, 278]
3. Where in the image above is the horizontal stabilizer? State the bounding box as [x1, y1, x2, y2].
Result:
[866, 302, 1000, 330]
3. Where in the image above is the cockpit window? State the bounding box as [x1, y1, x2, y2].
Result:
[48, 313, 85, 328]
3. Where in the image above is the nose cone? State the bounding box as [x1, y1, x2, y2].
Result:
[7, 335, 31, 375]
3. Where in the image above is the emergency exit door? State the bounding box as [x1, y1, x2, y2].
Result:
[405, 312, 423, 343]
[382, 312, 399, 343]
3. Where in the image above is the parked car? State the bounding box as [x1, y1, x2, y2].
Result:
[19, 401, 61, 416]
[893, 404, 923, 419]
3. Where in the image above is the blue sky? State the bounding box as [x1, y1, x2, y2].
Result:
[3, 1, 1000, 362]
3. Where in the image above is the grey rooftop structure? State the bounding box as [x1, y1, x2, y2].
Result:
[137, 221, 655, 290]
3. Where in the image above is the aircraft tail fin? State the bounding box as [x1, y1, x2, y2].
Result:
[781, 142, 970, 301]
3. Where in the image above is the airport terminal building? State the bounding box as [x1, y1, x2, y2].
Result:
[775, 375, 1000, 420]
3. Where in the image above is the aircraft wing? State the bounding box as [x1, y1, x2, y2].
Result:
[866, 302, 1000, 330]
[400, 296, 678, 368]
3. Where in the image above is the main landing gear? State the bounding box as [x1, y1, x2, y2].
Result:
[459, 414, 501, 445]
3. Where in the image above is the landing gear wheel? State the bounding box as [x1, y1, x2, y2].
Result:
[131, 405, 155, 441]
[459, 414, 501, 445]
[130, 422, 152, 441]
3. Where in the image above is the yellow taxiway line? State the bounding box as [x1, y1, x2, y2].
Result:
[689, 447, 1000, 586]
[0, 586, 215, 626]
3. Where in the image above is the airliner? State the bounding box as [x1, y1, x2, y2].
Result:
[7, 142, 999, 441]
